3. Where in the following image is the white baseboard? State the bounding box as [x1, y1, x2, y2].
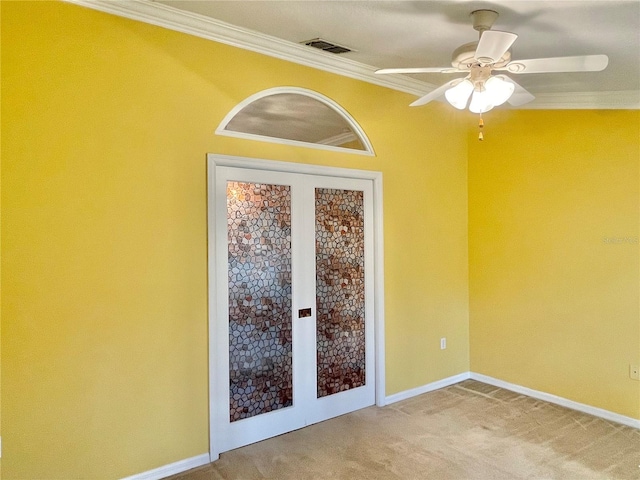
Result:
[385, 372, 471, 404]
[120, 453, 210, 480]
[470, 372, 640, 429]
[384, 371, 639, 430]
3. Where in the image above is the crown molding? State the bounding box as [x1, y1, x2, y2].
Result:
[63, 0, 432, 97]
[64, 0, 639, 110]
[318, 132, 358, 147]
[523, 90, 639, 110]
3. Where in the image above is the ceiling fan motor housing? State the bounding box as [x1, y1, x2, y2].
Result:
[451, 42, 512, 69]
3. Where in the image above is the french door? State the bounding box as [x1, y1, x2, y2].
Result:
[209, 160, 378, 456]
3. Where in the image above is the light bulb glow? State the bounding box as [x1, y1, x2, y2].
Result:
[484, 76, 515, 106]
[444, 79, 473, 110]
[469, 88, 494, 114]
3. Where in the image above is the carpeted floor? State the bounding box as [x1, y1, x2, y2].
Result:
[169, 380, 640, 479]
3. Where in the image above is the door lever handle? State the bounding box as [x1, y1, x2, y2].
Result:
[298, 308, 312, 318]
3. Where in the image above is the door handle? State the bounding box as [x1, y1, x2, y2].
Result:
[298, 308, 312, 318]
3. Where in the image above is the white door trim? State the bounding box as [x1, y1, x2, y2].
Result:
[206, 154, 385, 461]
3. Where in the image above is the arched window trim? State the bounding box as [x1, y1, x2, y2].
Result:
[215, 87, 375, 156]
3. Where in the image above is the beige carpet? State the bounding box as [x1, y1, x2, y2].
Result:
[170, 380, 640, 479]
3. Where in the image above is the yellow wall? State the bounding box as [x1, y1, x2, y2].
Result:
[0, 2, 3, 476]
[469, 110, 640, 419]
[1, 2, 469, 478]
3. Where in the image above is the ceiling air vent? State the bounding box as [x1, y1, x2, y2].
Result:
[302, 38, 352, 54]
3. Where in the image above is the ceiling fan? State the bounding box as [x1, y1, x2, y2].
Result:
[375, 9, 609, 113]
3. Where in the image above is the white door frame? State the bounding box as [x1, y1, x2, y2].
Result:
[206, 153, 385, 462]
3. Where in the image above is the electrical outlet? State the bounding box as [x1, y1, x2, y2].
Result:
[630, 364, 639, 381]
[440, 337, 447, 350]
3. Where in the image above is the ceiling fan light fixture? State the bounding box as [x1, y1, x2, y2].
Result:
[484, 76, 515, 106]
[469, 89, 495, 114]
[444, 79, 474, 109]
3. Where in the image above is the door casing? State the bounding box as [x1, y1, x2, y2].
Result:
[206, 154, 386, 461]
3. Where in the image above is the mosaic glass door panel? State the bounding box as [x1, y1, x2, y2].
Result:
[227, 181, 293, 422]
[315, 188, 366, 398]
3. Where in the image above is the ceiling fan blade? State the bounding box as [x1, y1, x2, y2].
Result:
[505, 54, 609, 74]
[500, 76, 535, 106]
[375, 67, 461, 75]
[410, 80, 461, 107]
[474, 31, 518, 64]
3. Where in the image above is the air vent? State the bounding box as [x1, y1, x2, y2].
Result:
[302, 38, 352, 54]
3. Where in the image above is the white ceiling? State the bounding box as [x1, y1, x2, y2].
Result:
[70, 0, 640, 109]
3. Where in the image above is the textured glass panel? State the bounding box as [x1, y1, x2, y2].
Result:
[227, 182, 293, 422]
[315, 188, 365, 398]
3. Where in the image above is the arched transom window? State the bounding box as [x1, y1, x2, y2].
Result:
[216, 87, 374, 155]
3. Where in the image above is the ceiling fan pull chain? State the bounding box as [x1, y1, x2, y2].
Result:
[478, 114, 484, 141]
